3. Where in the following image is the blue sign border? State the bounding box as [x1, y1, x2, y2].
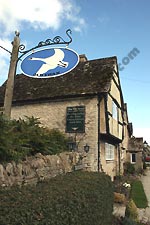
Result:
[20, 47, 79, 78]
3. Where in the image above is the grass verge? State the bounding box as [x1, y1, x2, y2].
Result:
[131, 180, 148, 208]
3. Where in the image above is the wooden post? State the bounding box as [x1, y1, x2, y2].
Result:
[3, 31, 20, 119]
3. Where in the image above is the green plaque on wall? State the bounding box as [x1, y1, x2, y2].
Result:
[66, 106, 85, 133]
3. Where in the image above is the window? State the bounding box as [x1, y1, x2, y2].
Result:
[112, 101, 118, 120]
[131, 153, 136, 163]
[105, 143, 115, 160]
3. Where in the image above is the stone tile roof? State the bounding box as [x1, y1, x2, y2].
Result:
[0, 56, 117, 104]
[128, 137, 143, 152]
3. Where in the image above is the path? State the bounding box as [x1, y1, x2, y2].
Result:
[138, 167, 150, 223]
[141, 167, 150, 207]
[113, 168, 150, 223]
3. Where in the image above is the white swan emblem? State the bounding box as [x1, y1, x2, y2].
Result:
[29, 48, 68, 76]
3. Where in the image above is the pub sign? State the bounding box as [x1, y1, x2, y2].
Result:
[66, 106, 85, 133]
[20, 47, 79, 78]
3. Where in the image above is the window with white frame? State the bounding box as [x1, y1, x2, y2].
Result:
[112, 101, 118, 120]
[105, 143, 115, 160]
[131, 153, 136, 164]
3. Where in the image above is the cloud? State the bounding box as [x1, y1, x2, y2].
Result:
[0, 39, 12, 85]
[0, 58, 9, 86]
[0, 39, 12, 57]
[0, 0, 86, 36]
[72, 19, 87, 33]
[0, 0, 86, 85]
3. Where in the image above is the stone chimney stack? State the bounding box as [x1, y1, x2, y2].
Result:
[79, 54, 88, 62]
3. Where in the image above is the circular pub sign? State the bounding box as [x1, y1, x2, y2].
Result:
[20, 47, 79, 78]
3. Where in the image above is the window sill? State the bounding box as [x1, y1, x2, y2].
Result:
[106, 159, 114, 162]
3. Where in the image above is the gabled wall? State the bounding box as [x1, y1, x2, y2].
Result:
[11, 96, 99, 172]
[107, 71, 123, 141]
[98, 68, 124, 179]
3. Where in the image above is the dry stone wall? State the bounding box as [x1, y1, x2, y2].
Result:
[0, 152, 82, 188]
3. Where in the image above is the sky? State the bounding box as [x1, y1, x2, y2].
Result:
[0, 0, 150, 144]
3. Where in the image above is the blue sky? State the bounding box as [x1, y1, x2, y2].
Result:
[0, 0, 150, 143]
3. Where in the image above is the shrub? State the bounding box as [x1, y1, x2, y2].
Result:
[125, 199, 139, 222]
[0, 171, 113, 225]
[122, 217, 139, 225]
[0, 115, 69, 162]
[143, 161, 147, 170]
[113, 176, 131, 200]
[114, 192, 126, 204]
[45, 128, 69, 155]
[112, 216, 141, 225]
[124, 162, 135, 175]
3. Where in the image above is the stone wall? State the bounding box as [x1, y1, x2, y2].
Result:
[11, 96, 99, 171]
[0, 152, 83, 188]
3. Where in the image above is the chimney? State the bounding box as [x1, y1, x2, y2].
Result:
[79, 54, 88, 62]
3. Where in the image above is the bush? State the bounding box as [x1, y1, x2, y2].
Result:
[113, 176, 131, 200]
[143, 161, 147, 170]
[122, 217, 139, 225]
[0, 115, 69, 162]
[112, 216, 142, 225]
[125, 199, 139, 222]
[124, 162, 135, 175]
[0, 171, 114, 225]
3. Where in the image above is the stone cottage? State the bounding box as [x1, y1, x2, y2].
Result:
[126, 137, 143, 171]
[0, 55, 129, 179]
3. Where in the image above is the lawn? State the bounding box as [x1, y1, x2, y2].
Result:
[131, 180, 148, 208]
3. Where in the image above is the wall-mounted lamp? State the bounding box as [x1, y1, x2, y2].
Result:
[143, 141, 148, 148]
[84, 144, 90, 153]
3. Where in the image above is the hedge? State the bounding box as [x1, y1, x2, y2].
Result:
[0, 171, 113, 225]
